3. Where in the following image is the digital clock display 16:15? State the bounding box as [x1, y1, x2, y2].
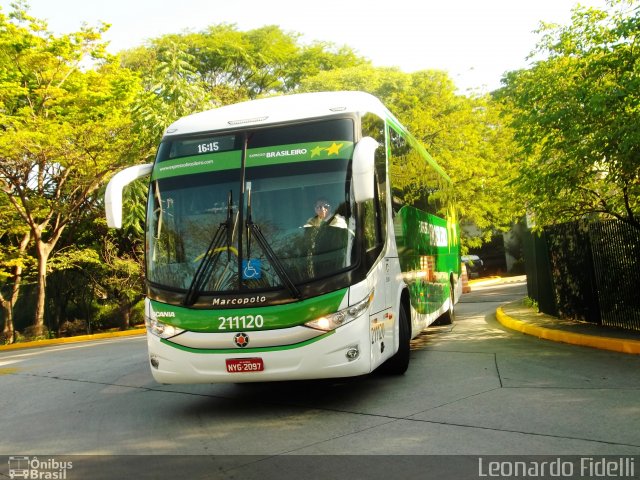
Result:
[197, 142, 220, 154]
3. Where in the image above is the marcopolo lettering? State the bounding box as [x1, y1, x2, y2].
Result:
[212, 296, 267, 306]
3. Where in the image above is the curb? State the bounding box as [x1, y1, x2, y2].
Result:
[0, 328, 146, 352]
[496, 307, 640, 355]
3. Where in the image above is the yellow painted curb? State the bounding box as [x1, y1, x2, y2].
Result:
[496, 307, 640, 355]
[468, 276, 501, 286]
[0, 328, 146, 351]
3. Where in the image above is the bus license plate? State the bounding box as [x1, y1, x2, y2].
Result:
[226, 358, 264, 373]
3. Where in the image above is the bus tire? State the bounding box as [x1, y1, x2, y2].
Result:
[380, 305, 410, 375]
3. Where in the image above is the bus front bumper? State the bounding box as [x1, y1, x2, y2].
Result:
[145, 321, 372, 384]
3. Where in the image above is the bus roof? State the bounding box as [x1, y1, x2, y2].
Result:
[163, 91, 397, 137]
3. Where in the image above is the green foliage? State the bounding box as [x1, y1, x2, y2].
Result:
[48, 246, 102, 272]
[129, 41, 213, 153]
[95, 234, 145, 329]
[121, 24, 368, 103]
[89, 298, 145, 331]
[121, 178, 148, 237]
[0, 5, 140, 226]
[0, 201, 33, 285]
[0, 2, 143, 333]
[523, 296, 539, 311]
[498, 1, 640, 231]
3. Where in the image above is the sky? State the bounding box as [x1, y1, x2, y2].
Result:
[1, 0, 610, 92]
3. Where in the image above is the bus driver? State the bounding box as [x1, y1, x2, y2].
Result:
[304, 198, 348, 229]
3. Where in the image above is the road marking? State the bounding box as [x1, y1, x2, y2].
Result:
[0, 359, 21, 366]
[0, 359, 21, 374]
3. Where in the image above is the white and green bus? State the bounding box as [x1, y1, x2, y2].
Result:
[106, 91, 460, 384]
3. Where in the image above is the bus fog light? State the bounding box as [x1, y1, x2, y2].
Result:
[150, 354, 160, 369]
[346, 346, 360, 361]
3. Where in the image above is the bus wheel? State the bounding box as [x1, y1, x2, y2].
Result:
[380, 305, 410, 375]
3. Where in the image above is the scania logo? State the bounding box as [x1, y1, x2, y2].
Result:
[234, 333, 250, 348]
[155, 311, 175, 318]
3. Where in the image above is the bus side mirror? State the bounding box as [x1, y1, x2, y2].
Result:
[352, 136, 378, 203]
[105, 163, 153, 228]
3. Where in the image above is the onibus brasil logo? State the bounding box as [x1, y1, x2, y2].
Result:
[8, 456, 72, 479]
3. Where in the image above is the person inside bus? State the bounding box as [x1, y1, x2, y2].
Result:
[302, 198, 351, 275]
[304, 198, 348, 229]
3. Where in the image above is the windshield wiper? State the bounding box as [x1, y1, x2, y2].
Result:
[246, 188, 301, 299]
[182, 190, 234, 306]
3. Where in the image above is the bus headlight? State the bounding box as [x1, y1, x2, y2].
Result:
[146, 315, 185, 339]
[305, 291, 373, 332]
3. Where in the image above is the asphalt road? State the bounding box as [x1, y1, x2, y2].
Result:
[2, 278, 639, 479]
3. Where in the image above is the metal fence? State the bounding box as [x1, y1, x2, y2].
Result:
[589, 221, 640, 330]
[524, 219, 640, 332]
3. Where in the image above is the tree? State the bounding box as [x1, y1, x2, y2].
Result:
[0, 196, 32, 343]
[46, 242, 103, 334]
[497, 0, 640, 230]
[96, 179, 147, 331]
[121, 24, 368, 104]
[129, 40, 214, 155]
[98, 234, 145, 330]
[0, 4, 141, 336]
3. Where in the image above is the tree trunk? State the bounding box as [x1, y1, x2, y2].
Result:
[120, 301, 131, 331]
[1, 232, 31, 344]
[1, 297, 14, 344]
[33, 241, 52, 338]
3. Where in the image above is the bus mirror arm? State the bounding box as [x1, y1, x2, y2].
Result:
[105, 163, 153, 228]
[352, 137, 378, 203]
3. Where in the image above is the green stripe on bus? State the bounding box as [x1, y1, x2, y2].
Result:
[161, 330, 333, 354]
[150, 288, 348, 333]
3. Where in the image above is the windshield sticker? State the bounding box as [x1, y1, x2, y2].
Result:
[151, 150, 242, 180]
[242, 259, 262, 280]
[152, 141, 354, 180]
[247, 141, 354, 166]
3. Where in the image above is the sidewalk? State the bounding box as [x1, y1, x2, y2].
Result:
[496, 299, 640, 355]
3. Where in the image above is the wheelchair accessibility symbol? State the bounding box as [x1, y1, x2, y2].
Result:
[242, 259, 262, 280]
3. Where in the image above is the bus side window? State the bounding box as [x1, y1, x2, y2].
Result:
[362, 113, 388, 261]
[362, 114, 387, 223]
[388, 125, 444, 216]
[362, 197, 378, 267]
[388, 126, 408, 215]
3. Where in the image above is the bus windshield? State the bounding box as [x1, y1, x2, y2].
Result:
[146, 118, 356, 297]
